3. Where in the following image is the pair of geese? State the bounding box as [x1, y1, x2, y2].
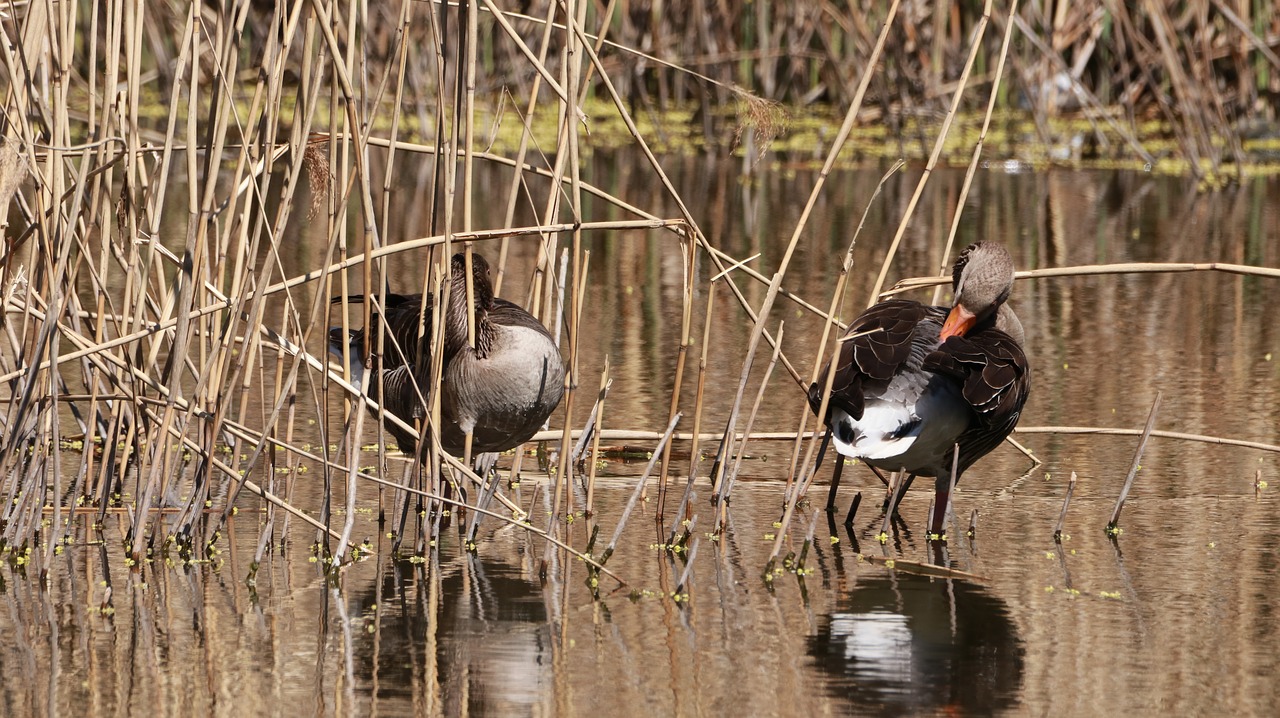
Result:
[329, 244, 1029, 532]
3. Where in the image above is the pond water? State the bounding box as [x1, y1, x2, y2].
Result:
[3, 155, 1280, 716]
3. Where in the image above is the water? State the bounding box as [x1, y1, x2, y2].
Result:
[4, 158, 1280, 716]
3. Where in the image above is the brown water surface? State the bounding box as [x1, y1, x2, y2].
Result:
[3, 158, 1280, 716]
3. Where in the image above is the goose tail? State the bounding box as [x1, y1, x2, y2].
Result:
[829, 404, 922, 461]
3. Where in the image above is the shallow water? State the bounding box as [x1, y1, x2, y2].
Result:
[4, 158, 1280, 716]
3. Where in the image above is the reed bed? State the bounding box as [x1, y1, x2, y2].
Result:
[1, 0, 1278, 599]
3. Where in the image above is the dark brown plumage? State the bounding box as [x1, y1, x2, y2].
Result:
[809, 242, 1031, 533]
[329, 253, 565, 457]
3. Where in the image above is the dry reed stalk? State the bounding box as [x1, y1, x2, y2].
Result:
[1015, 426, 1280, 454]
[665, 281, 719, 548]
[463, 460, 504, 549]
[480, 0, 570, 101]
[705, 244, 848, 330]
[332, 381, 369, 563]
[786, 160, 902, 508]
[1144, 0, 1218, 177]
[674, 529, 699, 595]
[755, 7, 908, 566]
[364, 1, 417, 487]
[857, 552, 988, 582]
[1108, 391, 1163, 535]
[494, 3, 792, 109]
[30, 315, 515, 539]
[555, 5, 801, 386]
[684, 280, 717, 484]
[516, 425, 1280, 456]
[721, 322, 784, 508]
[570, 373, 608, 468]
[1054, 471, 1077, 542]
[780, 0, 902, 280]
[656, 240, 696, 515]
[888, 261, 1280, 299]
[709, 276, 783, 520]
[539, 1, 591, 572]
[867, 0, 992, 306]
[585, 362, 611, 518]
[598, 413, 682, 567]
[9, 0, 1278, 578]
[0, 222, 688, 390]
[565, 248, 593, 516]
[1006, 11, 1156, 167]
[114, 393, 349, 546]
[492, 0, 561, 296]
[194, 10, 319, 547]
[162, 6, 332, 547]
[878, 471, 902, 540]
[1209, 0, 1280, 71]
[931, 0, 1020, 305]
[769, 5, 922, 457]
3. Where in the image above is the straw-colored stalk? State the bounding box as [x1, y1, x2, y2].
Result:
[866, 0, 995, 306]
[656, 239, 696, 515]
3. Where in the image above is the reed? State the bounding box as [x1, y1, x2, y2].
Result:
[655, 239, 696, 515]
[866, 0, 994, 305]
[722, 321, 785, 502]
[787, 159, 902, 511]
[3, 0, 1279, 596]
[709, 277, 783, 527]
[514, 426, 1280, 455]
[582, 361, 611, 518]
[597, 413, 681, 567]
[1107, 392, 1163, 535]
[931, 0, 1020, 305]
[1054, 472, 1077, 542]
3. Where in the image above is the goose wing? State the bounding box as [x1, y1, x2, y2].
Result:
[332, 293, 435, 369]
[922, 327, 1030, 472]
[487, 299, 556, 339]
[808, 299, 943, 421]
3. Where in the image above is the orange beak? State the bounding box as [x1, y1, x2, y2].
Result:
[940, 304, 976, 340]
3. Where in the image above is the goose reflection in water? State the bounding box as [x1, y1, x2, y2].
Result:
[807, 573, 1024, 715]
[353, 555, 552, 715]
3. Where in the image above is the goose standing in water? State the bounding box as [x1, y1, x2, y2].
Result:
[329, 252, 565, 461]
[808, 242, 1030, 534]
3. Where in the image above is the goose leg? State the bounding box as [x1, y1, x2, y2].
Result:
[812, 430, 839, 511]
[931, 472, 951, 535]
[827, 456, 847, 513]
[843, 491, 862, 528]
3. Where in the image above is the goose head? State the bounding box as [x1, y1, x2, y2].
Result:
[446, 252, 498, 356]
[450, 251, 495, 311]
[940, 242, 1016, 340]
[327, 327, 366, 391]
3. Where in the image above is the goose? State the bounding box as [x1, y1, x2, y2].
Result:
[328, 252, 565, 459]
[808, 241, 1030, 534]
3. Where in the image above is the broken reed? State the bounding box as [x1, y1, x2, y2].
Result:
[1107, 392, 1163, 536]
